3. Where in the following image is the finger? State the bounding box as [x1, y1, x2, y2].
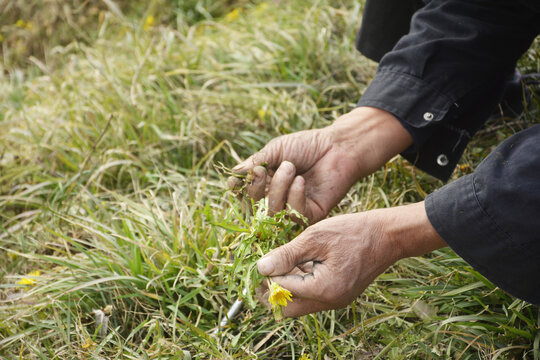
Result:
[232, 155, 255, 175]
[271, 273, 317, 299]
[257, 236, 311, 276]
[271, 262, 330, 300]
[258, 262, 314, 285]
[255, 284, 328, 317]
[267, 161, 296, 216]
[286, 175, 307, 222]
[246, 166, 267, 201]
[304, 198, 325, 224]
[227, 176, 244, 195]
[297, 261, 314, 273]
[232, 147, 271, 174]
[287, 266, 309, 277]
[282, 298, 328, 317]
[269, 262, 314, 277]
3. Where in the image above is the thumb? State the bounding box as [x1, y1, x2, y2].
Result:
[257, 237, 309, 276]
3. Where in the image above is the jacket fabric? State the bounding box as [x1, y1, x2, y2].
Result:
[356, 0, 540, 305]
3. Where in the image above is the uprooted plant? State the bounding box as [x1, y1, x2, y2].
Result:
[210, 169, 306, 320]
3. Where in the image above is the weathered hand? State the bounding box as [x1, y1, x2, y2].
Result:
[228, 107, 413, 224]
[228, 127, 354, 224]
[256, 202, 446, 317]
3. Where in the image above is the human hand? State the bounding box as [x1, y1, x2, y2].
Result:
[228, 107, 413, 224]
[256, 202, 446, 317]
[228, 127, 353, 224]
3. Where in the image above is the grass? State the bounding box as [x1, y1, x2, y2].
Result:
[1, 1, 539, 359]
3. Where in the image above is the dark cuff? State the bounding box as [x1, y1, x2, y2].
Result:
[357, 70, 456, 131]
[357, 70, 463, 181]
[425, 175, 540, 306]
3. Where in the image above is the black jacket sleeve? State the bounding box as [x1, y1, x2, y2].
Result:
[355, 0, 423, 62]
[357, 0, 540, 181]
[425, 125, 540, 306]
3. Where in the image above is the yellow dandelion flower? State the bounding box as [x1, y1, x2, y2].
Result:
[143, 15, 155, 31]
[269, 282, 292, 321]
[258, 109, 266, 119]
[25, 21, 34, 30]
[268, 282, 292, 309]
[225, 8, 241, 22]
[15, 19, 26, 28]
[17, 270, 40, 286]
[299, 354, 311, 360]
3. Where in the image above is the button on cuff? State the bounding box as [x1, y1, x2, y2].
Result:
[357, 70, 454, 129]
[423, 112, 434, 121]
[437, 154, 449, 166]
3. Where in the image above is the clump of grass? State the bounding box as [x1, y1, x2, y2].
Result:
[211, 196, 304, 308]
[0, 0, 250, 68]
[1, 1, 539, 359]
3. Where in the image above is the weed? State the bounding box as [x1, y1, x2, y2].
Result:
[0, 1, 539, 359]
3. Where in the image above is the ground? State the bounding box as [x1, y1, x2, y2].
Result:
[0, 1, 539, 359]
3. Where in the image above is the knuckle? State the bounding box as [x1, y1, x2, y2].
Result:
[252, 150, 267, 166]
[301, 226, 324, 245]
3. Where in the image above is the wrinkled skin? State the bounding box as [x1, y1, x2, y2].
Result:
[228, 128, 360, 224]
[256, 202, 445, 316]
[229, 107, 446, 317]
[228, 107, 413, 224]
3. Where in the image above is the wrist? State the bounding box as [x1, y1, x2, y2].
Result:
[378, 202, 447, 261]
[327, 106, 413, 178]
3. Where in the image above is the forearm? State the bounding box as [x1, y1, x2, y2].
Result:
[384, 201, 446, 259]
[325, 107, 443, 258]
[369, 201, 447, 265]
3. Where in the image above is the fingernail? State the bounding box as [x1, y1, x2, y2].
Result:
[257, 257, 275, 275]
[282, 161, 293, 170]
[281, 161, 296, 175]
